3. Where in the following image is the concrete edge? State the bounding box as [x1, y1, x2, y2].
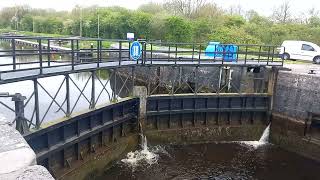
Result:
[0, 120, 54, 179]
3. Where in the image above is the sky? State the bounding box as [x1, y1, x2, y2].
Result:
[0, 0, 319, 17]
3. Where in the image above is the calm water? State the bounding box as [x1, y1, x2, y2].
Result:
[99, 143, 320, 180]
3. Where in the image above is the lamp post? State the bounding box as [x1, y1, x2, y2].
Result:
[80, 7, 83, 37]
[97, 8, 100, 38]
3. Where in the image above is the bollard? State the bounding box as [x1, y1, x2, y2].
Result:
[133, 86, 147, 131]
[12, 93, 28, 134]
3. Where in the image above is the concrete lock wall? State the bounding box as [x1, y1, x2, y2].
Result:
[271, 70, 320, 161]
[273, 71, 320, 119]
[0, 118, 54, 180]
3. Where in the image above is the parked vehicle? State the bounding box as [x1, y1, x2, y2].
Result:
[280, 40, 320, 63]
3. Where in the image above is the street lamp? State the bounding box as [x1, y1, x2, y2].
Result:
[80, 7, 83, 37]
[97, 8, 100, 39]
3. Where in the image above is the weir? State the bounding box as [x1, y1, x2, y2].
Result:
[0, 36, 319, 179]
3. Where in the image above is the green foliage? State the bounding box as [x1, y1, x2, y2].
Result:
[1, 3, 320, 46]
[210, 27, 260, 44]
[223, 15, 246, 28]
[164, 16, 192, 42]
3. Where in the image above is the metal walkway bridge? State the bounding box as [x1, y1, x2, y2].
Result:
[0, 36, 283, 84]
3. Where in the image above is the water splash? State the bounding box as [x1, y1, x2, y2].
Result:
[121, 135, 160, 169]
[0, 113, 8, 124]
[258, 124, 270, 143]
[238, 124, 271, 149]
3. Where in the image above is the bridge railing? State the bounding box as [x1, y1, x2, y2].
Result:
[0, 36, 283, 77]
[144, 41, 284, 66]
[0, 36, 133, 76]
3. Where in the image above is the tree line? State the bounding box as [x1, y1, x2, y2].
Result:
[1, 0, 320, 45]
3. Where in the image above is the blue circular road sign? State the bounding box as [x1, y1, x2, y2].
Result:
[130, 41, 142, 61]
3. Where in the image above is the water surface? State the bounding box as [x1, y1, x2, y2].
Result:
[100, 143, 320, 180]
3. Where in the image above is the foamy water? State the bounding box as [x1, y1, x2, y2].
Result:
[121, 125, 271, 169]
[238, 124, 271, 149]
[0, 113, 7, 123]
[121, 135, 168, 169]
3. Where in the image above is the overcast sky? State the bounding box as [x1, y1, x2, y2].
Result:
[0, 0, 319, 16]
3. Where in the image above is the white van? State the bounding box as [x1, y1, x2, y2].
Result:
[280, 40, 320, 63]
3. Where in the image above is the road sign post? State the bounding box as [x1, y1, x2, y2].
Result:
[130, 41, 142, 62]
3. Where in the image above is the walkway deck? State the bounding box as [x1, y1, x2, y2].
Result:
[0, 37, 284, 84]
[0, 59, 282, 84]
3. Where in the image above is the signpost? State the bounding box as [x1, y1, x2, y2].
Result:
[127, 33, 134, 41]
[130, 41, 142, 61]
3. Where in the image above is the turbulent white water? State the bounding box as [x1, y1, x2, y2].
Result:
[0, 113, 7, 123]
[121, 135, 165, 169]
[258, 124, 270, 143]
[239, 124, 271, 149]
[122, 124, 271, 169]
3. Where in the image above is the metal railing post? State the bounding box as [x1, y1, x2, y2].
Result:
[97, 40, 100, 68]
[175, 44, 178, 61]
[47, 39, 51, 67]
[245, 45, 248, 65]
[11, 38, 16, 70]
[168, 45, 171, 62]
[143, 42, 147, 65]
[76, 40, 79, 62]
[192, 44, 195, 62]
[38, 39, 43, 74]
[33, 79, 40, 129]
[65, 74, 71, 117]
[258, 46, 262, 63]
[198, 44, 202, 64]
[12, 93, 28, 134]
[119, 41, 122, 66]
[128, 41, 131, 61]
[150, 43, 153, 64]
[100, 40, 102, 63]
[113, 69, 117, 102]
[90, 71, 96, 109]
[71, 39, 75, 70]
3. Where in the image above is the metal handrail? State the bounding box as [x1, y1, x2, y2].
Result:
[0, 36, 284, 81]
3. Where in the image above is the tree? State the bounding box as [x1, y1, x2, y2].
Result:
[164, 16, 192, 42]
[272, 1, 291, 23]
[209, 27, 260, 44]
[194, 3, 223, 19]
[138, 2, 165, 15]
[192, 18, 213, 42]
[164, 0, 207, 18]
[20, 15, 33, 31]
[224, 15, 246, 28]
[130, 12, 152, 39]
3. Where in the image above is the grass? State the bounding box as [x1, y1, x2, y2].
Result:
[283, 59, 313, 65]
[0, 29, 112, 49]
[0, 29, 65, 38]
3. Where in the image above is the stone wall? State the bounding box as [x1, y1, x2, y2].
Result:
[271, 70, 320, 161]
[273, 71, 320, 120]
[271, 113, 320, 161]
